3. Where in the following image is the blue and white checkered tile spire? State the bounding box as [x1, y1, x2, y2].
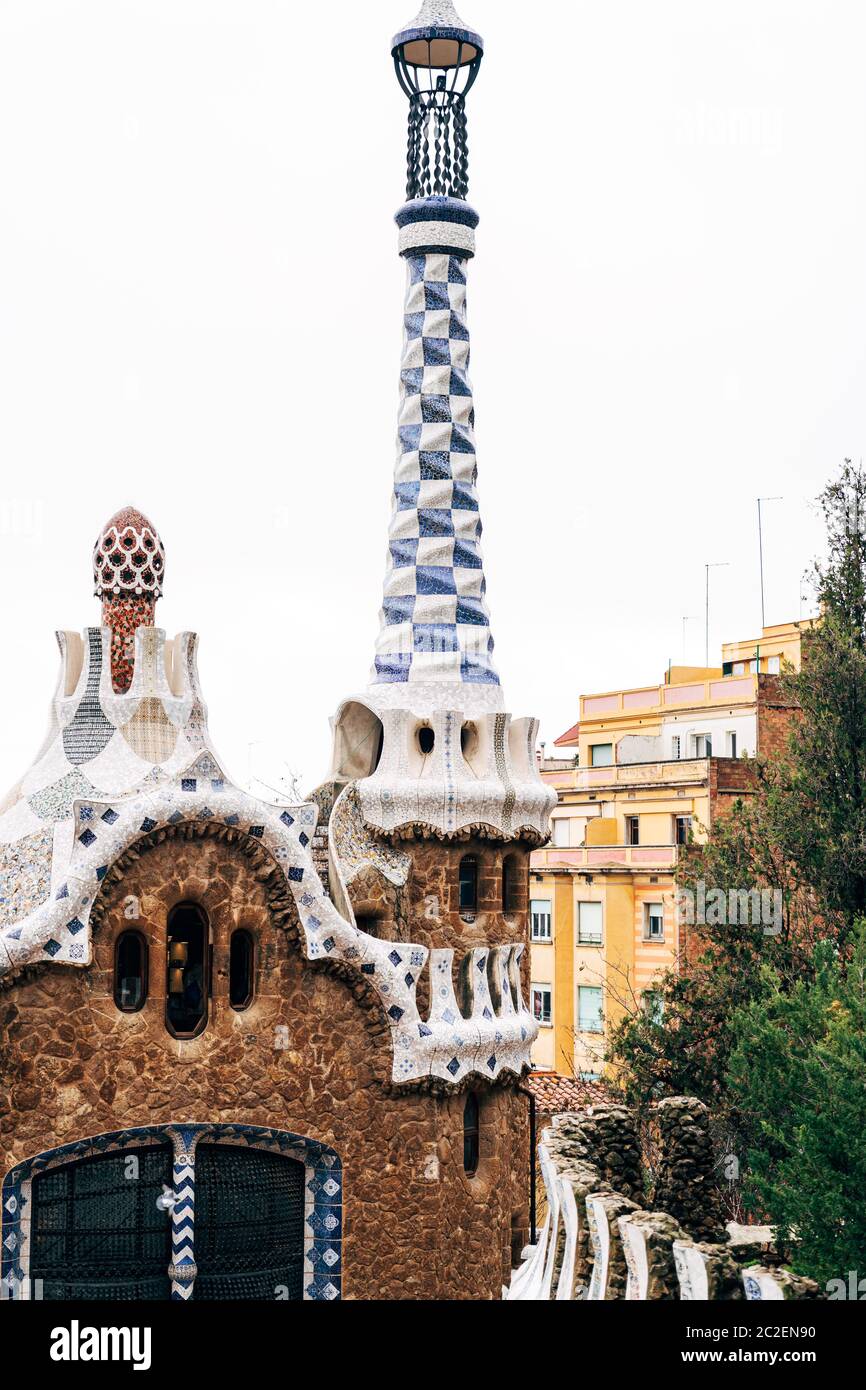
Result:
[371, 225, 500, 700]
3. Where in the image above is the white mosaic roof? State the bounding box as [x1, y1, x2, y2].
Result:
[0, 622, 537, 1086]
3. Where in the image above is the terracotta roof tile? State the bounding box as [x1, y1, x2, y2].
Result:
[525, 1070, 614, 1114]
[553, 721, 580, 747]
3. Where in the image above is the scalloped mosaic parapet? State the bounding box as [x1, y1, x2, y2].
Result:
[333, 698, 555, 842]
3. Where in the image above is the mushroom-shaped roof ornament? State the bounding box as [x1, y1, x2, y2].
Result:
[93, 505, 165, 599]
[392, 1, 484, 200]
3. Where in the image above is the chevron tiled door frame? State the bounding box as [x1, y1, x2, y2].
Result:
[167, 1126, 199, 1300]
[1, 1123, 342, 1302]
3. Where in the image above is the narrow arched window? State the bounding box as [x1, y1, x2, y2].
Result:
[354, 915, 382, 939]
[229, 929, 254, 1010]
[114, 930, 148, 1012]
[165, 902, 209, 1039]
[459, 855, 478, 914]
[502, 853, 521, 913]
[463, 1092, 480, 1176]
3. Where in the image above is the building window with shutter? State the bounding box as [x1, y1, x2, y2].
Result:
[675, 815, 691, 846]
[229, 929, 254, 1011]
[552, 818, 571, 847]
[502, 854, 521, 913]
[577, 901, 603, 945]
[165, 902, 209, 1039]
[578, 985, 603, 1033]
[644, 902, 665, 941]
[643, 990, 664, 1024]
[530, 900, 552, 941]
[531, 984, 552, 1025]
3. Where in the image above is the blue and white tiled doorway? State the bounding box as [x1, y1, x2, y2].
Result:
[1, 1123, 342, 1302]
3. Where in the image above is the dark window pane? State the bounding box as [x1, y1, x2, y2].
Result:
[463, 1093, 480, 1175]
[114, 931, 147, 1012]
[30, 1145, 173, 1300]
[166, 903, 209, 1038]
[459, 856, 477, 913]
[193, 1145, 306, 1300]
[229, 930, 254, 1010]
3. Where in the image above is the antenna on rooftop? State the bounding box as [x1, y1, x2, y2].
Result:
[708, 567, 728, 669]
[705, 563, 730, 666]
[757, 497, 782, 629]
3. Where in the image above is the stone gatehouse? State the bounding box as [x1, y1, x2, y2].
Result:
[0, 0, 556, 1302]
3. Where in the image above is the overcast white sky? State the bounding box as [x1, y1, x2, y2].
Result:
[0, 0, 863, 794]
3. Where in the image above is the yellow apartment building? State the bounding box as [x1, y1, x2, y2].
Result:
[529, 622, 803, 1077]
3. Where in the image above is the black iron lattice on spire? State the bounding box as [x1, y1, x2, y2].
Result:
[391, 2, 483, 201]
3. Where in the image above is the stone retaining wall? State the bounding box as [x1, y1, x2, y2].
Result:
[506, 1098, 823, 1303]
[650, 1096, 728, 1243]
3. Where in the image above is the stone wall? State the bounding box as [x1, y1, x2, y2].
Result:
[507, 1098, 823, 1302]
[346, 832, 532, 956]
[547, 1105, 642, 1203]
[335, 826, 533, 1034]
[650, 1097, 727, 1243]
[0, 826, 531, 1299]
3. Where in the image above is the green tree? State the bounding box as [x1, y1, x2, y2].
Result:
[776, 462, 866, 923]
[608, 461, 866, 1108]
[727, 928, 866, 1286]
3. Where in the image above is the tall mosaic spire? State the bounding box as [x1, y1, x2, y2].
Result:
[371, 2, 500, 703]
[327, 4, 554, 845]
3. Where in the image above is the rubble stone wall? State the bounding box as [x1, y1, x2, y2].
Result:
[650, 1096, 728, 1243]
[507, 1098, 823, 1303]
[551, 1104, 643, 1203]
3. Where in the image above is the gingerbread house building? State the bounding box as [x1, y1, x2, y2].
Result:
[0, 2, 554, 1302]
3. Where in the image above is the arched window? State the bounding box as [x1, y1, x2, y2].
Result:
[114, 930, 148, 1012]
[354, 915, 382, 939]
[502, 853, 521, 913]
[459, 855, 478, 914]
[463, 1092, 480, 1176]
[418, 725, 435, 755]
[165, 902, 209, 1039]
[229, 929, 254, 1011]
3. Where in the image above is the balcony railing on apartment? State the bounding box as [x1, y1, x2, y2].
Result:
[540, 757, 710, 793]
[580, 673, 757, 721]
[531, 843, 680, 870]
